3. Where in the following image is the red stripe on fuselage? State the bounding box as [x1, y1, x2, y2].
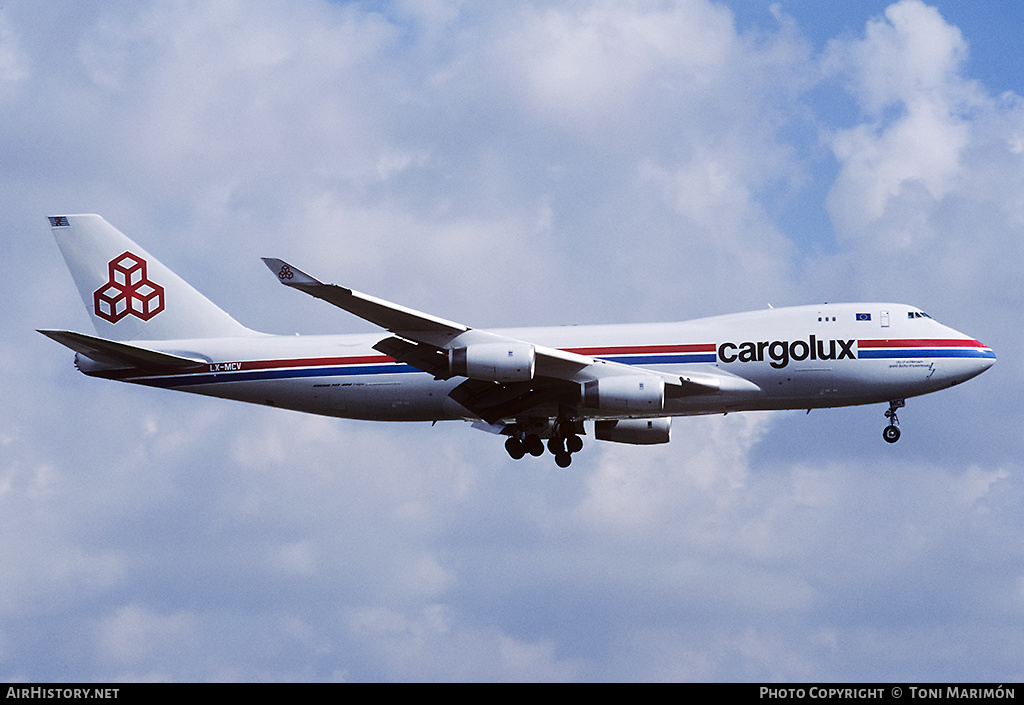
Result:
[858, 338, 987, 349]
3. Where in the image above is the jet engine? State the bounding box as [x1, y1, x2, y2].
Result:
[449, 342, 536, 383]
[594, 417, 672, 445]
[582, 375, 664, 412]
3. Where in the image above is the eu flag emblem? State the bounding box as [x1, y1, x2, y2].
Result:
[856, 313, 871, 321]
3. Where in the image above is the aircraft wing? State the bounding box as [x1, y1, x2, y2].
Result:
[263, 257, 597, 368]
[262, 258, 467, 343]
[261, 259, 759, 420]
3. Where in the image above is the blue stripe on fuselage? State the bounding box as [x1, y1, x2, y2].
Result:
[600, 353, 718, 365]
[858, 349, 996, 360]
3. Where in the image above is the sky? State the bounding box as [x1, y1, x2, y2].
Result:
[1, 0, 1022, 682]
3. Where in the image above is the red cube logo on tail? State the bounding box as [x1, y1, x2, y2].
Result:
[93, 252, 165, 323]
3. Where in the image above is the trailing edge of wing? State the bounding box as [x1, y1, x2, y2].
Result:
[261, 258, 467, 339]
[38, 329, 207, 370]
[372, 336, 452, 379]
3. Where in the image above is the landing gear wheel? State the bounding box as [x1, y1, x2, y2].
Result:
[525, 434, 544, 457]
[883, 425, 901, 444]
[505, 436, 525, 460]
[547, 436, 565, 455]
[554, 451, 573, 468]
[883, 399, 904, 444]
[566, 434, 583, 454]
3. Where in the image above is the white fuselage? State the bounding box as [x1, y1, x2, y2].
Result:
[79, 302, 995, 424]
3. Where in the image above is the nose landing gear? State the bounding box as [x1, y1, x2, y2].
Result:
[883, 399, 905, 443]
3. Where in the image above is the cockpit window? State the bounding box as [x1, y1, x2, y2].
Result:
[907, 311, 931, 319]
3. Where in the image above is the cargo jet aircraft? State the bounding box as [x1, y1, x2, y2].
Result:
[40, 215, 996, 466]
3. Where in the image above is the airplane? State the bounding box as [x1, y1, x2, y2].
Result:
[39, 214, 996, 466]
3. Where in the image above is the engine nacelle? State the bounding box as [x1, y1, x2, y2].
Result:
[449, 342, 536, 383]
[582, 375, 664, 413]
[594, 417, 672, 445]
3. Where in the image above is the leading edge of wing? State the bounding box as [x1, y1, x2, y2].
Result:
[261, 258, 467, 341]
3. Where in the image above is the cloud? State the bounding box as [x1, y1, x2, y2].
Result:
[95, 604, 198, 668]
[0, 12, 29, 86]
[824, 0, 981, 234]
[828, 0, 969, 115]
[496, 0, 736, 129]
[817, 0, 1024, 407]
[346, 604, 581, 681]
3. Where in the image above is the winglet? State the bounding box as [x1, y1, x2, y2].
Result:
[261, 258, 330, 289]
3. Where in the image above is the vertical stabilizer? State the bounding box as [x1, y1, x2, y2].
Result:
[48, 214, 256, 341]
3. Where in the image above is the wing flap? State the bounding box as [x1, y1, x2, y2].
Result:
[372, 336, 453, 380]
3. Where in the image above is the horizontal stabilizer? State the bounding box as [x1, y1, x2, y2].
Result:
[38, 329, 207, 371]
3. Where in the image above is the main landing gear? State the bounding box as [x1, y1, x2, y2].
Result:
[883, 399, 905, 443]
[504, 418, 584, 467]
[504, 433, 543, 460]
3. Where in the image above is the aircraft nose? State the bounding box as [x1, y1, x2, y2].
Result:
[961, 338, 996, 380]
[927, 330, 996, 387]
[978, 342, 996, 370]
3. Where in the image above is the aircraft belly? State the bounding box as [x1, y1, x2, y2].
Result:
[311, 372, 455, 421]
[160, 372, 459, 422]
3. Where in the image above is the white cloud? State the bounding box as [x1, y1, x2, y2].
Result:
[0, 13, 29, 86]
[95, 604, 198, 666]
[576, 413, 766, 533]
[829, 104, 970, 229]
[829, 0, 969, 115]
[817, 0, 1024, 361]
[498, 0, 735, 129]
[824, 1, 978, 228]
[346, 604, 581, 681]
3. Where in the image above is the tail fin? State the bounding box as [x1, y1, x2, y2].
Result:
[48, 214, 255, 341]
